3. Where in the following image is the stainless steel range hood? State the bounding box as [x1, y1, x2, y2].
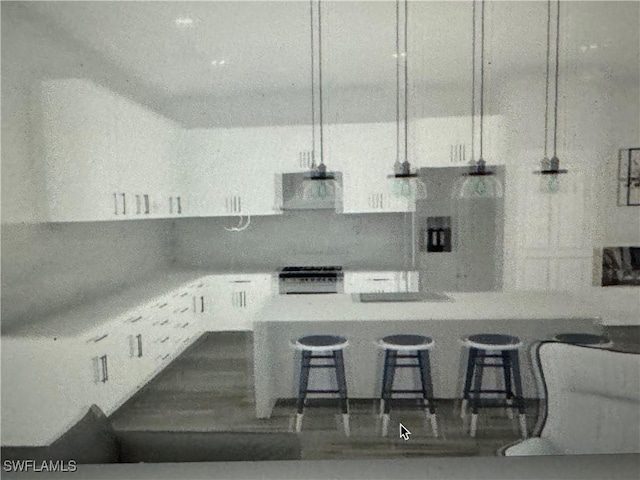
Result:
[281, 171, 343, 211]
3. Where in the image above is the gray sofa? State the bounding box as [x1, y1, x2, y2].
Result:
[1, 405, 302, 464]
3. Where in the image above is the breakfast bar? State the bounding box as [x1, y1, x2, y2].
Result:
[253, 292, 607, 418]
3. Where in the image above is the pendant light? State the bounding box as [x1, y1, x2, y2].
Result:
[457, 0, 503, 199]
[388, 0, 427, 200]
[298, 0, 341, 202]
[535, 0, 567, 192]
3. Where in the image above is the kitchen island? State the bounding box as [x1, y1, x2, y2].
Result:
[253, 292, 607, 418]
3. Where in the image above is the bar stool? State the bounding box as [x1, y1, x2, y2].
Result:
[294, 335, 350, 435]
[553, 333, 613, 348]
[460, 334, 527, 438]
[378, 334, 438, 437]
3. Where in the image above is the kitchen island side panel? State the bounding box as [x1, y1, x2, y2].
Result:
[254, 318, 601, 418]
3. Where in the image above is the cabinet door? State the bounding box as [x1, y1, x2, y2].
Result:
[411, 116, 471, 168]
[208, 274, 274, 331]
[83, 330, 130, 416]
[327, 123, 415, 213]
[41, 80, 120, 222]
[411, 115, 504, 169]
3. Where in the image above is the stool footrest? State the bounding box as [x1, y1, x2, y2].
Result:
[470, 399, 523, 409]
[305, 389, 342, 394]
[307, 355, 336, 359]
[303, 364, 338, 369]
[467, 389, 513, 394]
[473, 363, 509, 368]
[394, 354, 421, 359]
[393, 364, 422, 368]
[389, 389, 428, 394]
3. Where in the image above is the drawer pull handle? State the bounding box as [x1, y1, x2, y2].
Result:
[100, 355, 108, 383]
[161, 354, 170, 360]
[93, 334, 109, 343]
[136, 334, 143, 358]
[160, 320, 169, 326]
[160, 336, 170, 343]
[144, 194, 150, 214]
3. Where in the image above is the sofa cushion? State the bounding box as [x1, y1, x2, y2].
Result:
[116, 431, 302, 463]
[503, 438, 563, 456]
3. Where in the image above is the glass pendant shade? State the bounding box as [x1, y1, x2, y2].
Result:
[297, 177, 341, 201]
[535, 156, 567, 194]
[391, 177, 427, 200]
[457, 173, 503, 199]
[388, 160, 427, 200]
[455, 159, 503, 199]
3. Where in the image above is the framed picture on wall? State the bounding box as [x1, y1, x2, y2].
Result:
[618, 148, 640, 206]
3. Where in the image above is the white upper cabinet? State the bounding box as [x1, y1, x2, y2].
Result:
[180, 126, 307, 217]
[410, 115, 505, 168]
[325, 122, 415, 213]
[40, 79, 182, 222]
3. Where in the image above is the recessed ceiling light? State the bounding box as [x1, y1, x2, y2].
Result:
[175, 17, 194, 27]
[211, 59, 228, 66]
[392, 52, 407, 58]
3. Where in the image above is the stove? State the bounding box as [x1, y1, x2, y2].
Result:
[278, 266, 344, 294]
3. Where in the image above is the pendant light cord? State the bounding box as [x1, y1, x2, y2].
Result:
[552, 0, 560, 158]
[479, 0, 485, 160]
[543, 0, 551, 159]
[470, 0, 476, 163]
[396, 0, 400, 165]
[318, 0, 325, 167]
[309, 0, 316, 167]
[404, 0, 408, 164]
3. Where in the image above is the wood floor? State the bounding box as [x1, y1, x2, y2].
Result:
[110, 328, 639, 460]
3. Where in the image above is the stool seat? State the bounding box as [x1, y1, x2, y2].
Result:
[296, 335, 348, 352]
[465, 334, 522, 351]
[553, 333, 613, 348]
[380, 334, 434, 351]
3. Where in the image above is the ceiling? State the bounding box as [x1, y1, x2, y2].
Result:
[19, 0, 640, 99]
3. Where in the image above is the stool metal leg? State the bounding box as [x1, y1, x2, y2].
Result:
[418, 350, 438, 437]
[509, 350, 527, 438]
[334, 349, 350, 436]
[379, 349, 391, 417]
[295, 350, 312, 433]
[501, 350, 514, 419]
[381, 350, 397, 437]
[469, 350, 485, 437]
[461, 347, 478, 419]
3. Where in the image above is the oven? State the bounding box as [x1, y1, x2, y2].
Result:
[278, 266, 344, 294]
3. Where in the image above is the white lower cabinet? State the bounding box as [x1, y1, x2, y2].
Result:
[1, 273, 277, 446]
[344, 271, 419, 294]
[83, 330, 131, 417]
[206, 274, 275, 332]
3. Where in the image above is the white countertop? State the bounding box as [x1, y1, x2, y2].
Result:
[258, 289, 639, 325]
[3, 267, 637, 338]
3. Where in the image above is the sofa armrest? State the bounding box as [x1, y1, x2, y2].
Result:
[502, 438, 563, 456]
[116, 431, 302, 463]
